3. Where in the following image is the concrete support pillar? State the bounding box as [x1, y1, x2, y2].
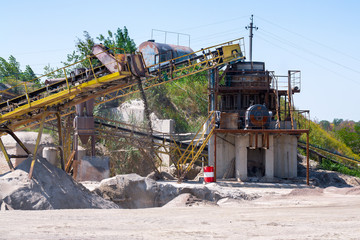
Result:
[208, 135, 214, 166]
[265, 135, 274, 179]
[42, 147, 58, 166]
[235, 135, 247, 181]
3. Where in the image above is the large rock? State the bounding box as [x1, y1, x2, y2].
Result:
[93, 174, 258, 208]
[0, 156, 118, 210]
[94, 174, 160, 209]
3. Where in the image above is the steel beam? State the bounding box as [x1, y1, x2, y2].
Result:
[56, 112, 65, 170]
[0, 137, 14, 171]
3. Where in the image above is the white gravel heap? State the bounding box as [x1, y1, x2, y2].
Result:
[0, 156, 118, 210]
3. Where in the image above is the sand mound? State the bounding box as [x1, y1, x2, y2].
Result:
[0, 156, 118, 210]
[162, 193, 210, 208]
[343, 186, 360, 195]
[287, 188, 324, 196]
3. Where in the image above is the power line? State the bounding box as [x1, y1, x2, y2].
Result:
[191, 28, 243, 41]
[175, 15, 249, 32]
[2, 48, 73, 57]
[256, 34, 360, 86]
[255, 15, 360, 63]
[258, 29, 360, 76]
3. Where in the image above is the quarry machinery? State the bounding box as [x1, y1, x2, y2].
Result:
[0, 38, 245, 179]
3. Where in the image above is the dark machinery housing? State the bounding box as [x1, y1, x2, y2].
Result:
[214, 60, 300, 129]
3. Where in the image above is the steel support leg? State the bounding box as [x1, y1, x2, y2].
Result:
[56, 113, 65, 170]
[5, 128, 31, 155]
[28, 113, 48, 179]
[0, 137, 14, 171]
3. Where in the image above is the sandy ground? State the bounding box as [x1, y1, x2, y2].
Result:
[1, 184, 360, 240]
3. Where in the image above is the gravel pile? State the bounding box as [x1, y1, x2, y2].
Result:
[0, 156, 118, 210]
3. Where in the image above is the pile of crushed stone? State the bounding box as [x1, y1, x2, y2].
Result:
[0, 156, 118, 210]
[92, 174, 259, 209]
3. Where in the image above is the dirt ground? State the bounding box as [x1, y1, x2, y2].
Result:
[1, 184, 360, 240]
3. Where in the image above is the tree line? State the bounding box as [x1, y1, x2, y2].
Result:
[1, 27, 136, 81]
[319, 119, 360, 155]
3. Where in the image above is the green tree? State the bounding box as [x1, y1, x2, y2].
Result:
[335, 121, 360, 154]
[319, 120, 331, 131]
[43, 64, 64, 78]
[62, 31, 95, 68]
[23, 65, 37, 82]
[63, 27, 136, 67]
[333, 118, 343, 128]
[97, 27, 136, 53]
[0, 56, 37, 83]
[0, 56, 21, 80]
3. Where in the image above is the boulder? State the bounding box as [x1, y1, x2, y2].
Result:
[94, 174, 159, 209]
[0, 156, 118, 210]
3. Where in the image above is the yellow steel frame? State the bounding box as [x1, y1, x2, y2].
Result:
[0, 137, 15, 171]
[0, 38, 245, 177]
[0, 47, 132, 129]
[28, 112, 49, 179]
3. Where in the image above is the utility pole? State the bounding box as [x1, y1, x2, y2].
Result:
[245, 14, 258, 70]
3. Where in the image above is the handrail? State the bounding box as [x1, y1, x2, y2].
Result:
[145, 37, 245, 69]
[0, 46, 130, 103]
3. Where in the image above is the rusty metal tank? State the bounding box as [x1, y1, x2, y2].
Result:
[138, 40, 194, 67]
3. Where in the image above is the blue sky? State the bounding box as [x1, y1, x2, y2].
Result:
[1, 0, 360, 122]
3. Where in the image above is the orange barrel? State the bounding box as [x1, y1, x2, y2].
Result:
[204, 166, 214, 183]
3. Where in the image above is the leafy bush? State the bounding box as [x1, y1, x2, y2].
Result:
[320, 159, 360, 178]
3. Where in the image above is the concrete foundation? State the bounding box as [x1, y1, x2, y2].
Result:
[210, 133, 297, 181]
